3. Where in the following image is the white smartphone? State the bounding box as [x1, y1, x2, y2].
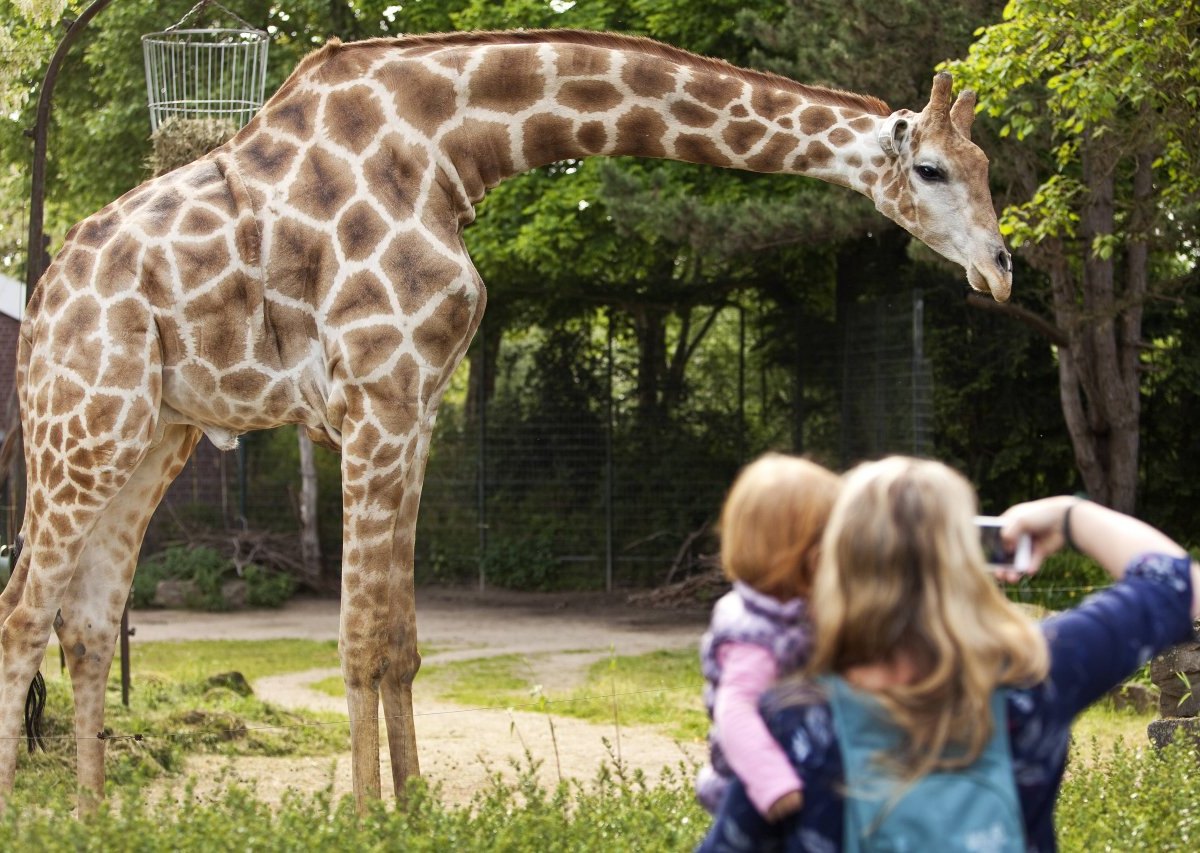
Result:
[974, 516, 1032, 573]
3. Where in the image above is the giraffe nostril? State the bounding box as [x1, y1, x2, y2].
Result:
[996, 250, 1011, 273]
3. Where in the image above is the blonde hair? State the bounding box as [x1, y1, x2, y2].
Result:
[808, 456, 1049, 779]
[719, 453, 841, 601]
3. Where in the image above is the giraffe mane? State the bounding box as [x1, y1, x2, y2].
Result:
[295, 29, 892, 117]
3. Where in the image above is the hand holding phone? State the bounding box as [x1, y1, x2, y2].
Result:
[975, 516, 1032, 574]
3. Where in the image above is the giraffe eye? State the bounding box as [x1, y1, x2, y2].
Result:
[915, 164, 946, 182]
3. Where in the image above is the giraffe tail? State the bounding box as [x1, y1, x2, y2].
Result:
[24, 672, 46, 753]
[4, 535, 45, 753]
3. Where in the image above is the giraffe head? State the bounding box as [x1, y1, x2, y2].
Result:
[874, 73, 1012, 302]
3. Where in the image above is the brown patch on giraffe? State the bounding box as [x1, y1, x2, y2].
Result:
[778, 117, 794, 129]
[238, 134, 300, 184]
[413, 291, 474, 368]
[675, 134, 731, 167]
[804, 141, 834, 169]
[614, 107, 668, 157]
[265, 94, 317, 140]
[290, 147, 356, 220]
[884, 177, 903, 200]
[860, 170, 877, 185]
[557, 79, 623, 113]
[521, 113, 574, 168]
[270, 217, 339, 306]
[467, 47, 545, 113]
[671, 100, 718, 128]
[379, 59, 458, 132]
[141, 189, 188, 238]
[827, 127, 854, 147]
[94, 239, 142, 300]
[730, 104, 749, 118]
[684, 75, 742, 110]
[74, 211, 119, 249]
[381, 231, 464, 316]
[173, 235, 232, 287]
[799, 106, 838, 136]
[61, 247, 97, 291]
[181, 362, 218, 397]
[440, 120, 514, 200]
[745, 133, 800, 173]
[363, 134, 428, 221]
[82, 393, 123, 434]
[849, 116, 874, 133]
[751, 89, 801, 121]
[337, 202, 388, 262]
[328, 270, 396, 328]
[360, 353, 421, 436]
[555, 45, 611, 76]
[576, 121, 608, 154]
[723, 121, 767, 155]
[324, 86, 386, 155]
[261, 301, 317, 370]
[847, 154, 863, 168]
[219, 368, 271, 400]
[621, 55, 675, 98]
[872, 155, 886, 168]
[178, 206, 224, 237]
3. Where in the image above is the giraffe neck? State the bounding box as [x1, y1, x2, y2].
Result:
[266, 32, 894, 223]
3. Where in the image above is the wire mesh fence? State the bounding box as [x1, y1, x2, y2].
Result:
[1, 290, 936, 592]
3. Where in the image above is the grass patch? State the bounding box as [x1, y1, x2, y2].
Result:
[19, 639, 349, 800]
[0, 758, 709, 851]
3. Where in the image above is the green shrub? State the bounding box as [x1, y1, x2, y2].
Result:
[133, 545, 295, 610]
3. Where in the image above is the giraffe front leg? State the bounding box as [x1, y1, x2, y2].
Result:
[379, 454, 430, 799]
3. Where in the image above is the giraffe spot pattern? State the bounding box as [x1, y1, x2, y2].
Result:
[324, 86, 386, 155]
[337, 201, 389, 261]
[378, 61, 458, 132]
[467, 47, 544, 113]
[614, 107, 668, 157]
[363, 134, 428, 221]
[684, 74, 742, 110]
[289, 147, 356, 220]
[558, 79, 623, 113]
[521, 113, 574, 168]
[621, 55, 676, 98]
[723, 120, 767, 155]
[675, 133, 731, 167]
[746, 133, 800, 173]
[670, 100, 718, 128]
[799, 106, 838, 136]
[575, 121, 607, 154]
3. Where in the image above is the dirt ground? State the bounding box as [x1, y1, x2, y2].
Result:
[131, 587, 712, 807]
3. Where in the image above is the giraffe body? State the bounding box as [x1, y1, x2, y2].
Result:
[0, 30, 1011, 808]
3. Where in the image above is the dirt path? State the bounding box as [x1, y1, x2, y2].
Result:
[135, 588, 711, 806]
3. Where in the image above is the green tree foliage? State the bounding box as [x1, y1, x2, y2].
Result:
[946, 0, 1200, 513]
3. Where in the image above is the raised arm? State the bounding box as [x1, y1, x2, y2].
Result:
[1001, 496, 1199, 618]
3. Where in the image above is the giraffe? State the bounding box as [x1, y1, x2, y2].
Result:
[0, 29, 1011, 809]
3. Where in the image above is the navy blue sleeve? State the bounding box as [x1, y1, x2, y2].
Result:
[696, 778, 779, 853]
[1040, 552, 1195, 719]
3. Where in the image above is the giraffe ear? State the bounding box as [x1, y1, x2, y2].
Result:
[878, 112, 911, 158]
[950, 89, 977, 139]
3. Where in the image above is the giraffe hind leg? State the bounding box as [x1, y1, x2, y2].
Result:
[0, 536, 44, 754]
[57, 423, 201, 805]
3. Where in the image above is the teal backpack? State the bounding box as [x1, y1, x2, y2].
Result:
[822, 676, 1025, 853]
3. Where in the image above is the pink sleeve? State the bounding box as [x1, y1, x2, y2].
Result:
[713, 641, 803, 816]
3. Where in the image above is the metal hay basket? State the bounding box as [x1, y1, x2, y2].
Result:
[142, 0, 269, 132]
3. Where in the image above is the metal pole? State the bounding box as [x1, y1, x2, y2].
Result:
[120, 600, 131, 707]
[737, 304, 746, 463]
[25, 0, 120, 298]
[604, 309, 615, 593]
[477, 321, 487, 592]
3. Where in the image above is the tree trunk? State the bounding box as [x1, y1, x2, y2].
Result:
[297, 427, 323, 584]
[1044, 136, 1143, 513]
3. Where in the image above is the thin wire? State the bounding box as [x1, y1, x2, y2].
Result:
[1, 683, 699, 744]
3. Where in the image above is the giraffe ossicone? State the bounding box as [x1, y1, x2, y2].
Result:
[0, 29, 1011, 810]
